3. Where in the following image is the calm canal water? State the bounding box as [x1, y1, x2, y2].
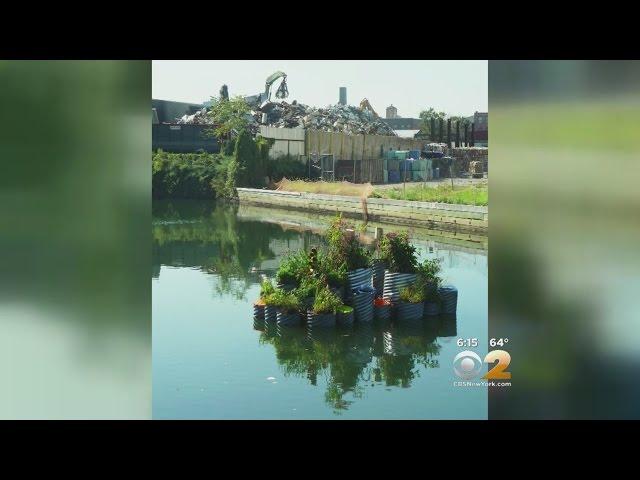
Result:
[153, 200, 488, 419]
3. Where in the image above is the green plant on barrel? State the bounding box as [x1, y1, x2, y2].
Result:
[379, 232, 418, 274]
[325, 214, 371, 271]
[276, 250, 311, 286]
[312, 286, 343, 315]
[267, 289, 301, 313]
[260, 279, 276, 301]
[417, 258, 443, 287]
[294, 276, 322, 304]
[313, 250, 347, 287]
[399, 284, 425, 304]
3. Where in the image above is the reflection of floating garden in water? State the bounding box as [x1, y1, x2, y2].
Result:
[255, 316, 455, 412]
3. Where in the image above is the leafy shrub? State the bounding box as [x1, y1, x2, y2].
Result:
[294, 276, 322, 303]
[152, 150, 233, 199]
[325, 215, 371, 271]
[276, 250, 311, 286]
[266, 289, 300, 313]
[313, 250, 347, 287]
[227, 129, 264, 193]
[325, 261, 348, 287]
[267, 155, 308, 182]
[312, 286, 343, 315]
[379, 232, 417, 274]
[260, 279, 276, 301]
[399, 284, 425, 304]
[417, 258, 443, 287]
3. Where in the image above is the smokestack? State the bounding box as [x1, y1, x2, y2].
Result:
[339, 87, 347, 106]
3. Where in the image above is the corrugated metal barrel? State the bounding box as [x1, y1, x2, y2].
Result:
[383, 272, 417, 302]
[307, 311, 336, 328]
[371, 260, 385, 296]
[346, 267, 373, 298]
[351, 288, 374, 323]
[277, 310, 301, 327]
[438, 285, 458, 315]
[264, 305, 278, 323]
[253, 302, 265, 320]
[397, 301, 424, 322]
[424, 302, 441, 316]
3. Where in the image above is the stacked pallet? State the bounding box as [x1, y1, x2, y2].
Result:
[382, 150, 437, 183]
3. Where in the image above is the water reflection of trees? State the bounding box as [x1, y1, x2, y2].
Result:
[152, 200, 320, 299]
[257, 320, 445, 413]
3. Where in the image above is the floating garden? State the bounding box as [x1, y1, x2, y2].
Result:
[253, 214, 458, 328]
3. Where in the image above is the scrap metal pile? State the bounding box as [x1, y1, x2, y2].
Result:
[258, 101, 396, 136]
[176, 108, 213, 125]
[174, 101, 397, 136]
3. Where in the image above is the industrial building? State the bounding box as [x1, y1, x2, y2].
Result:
[152, 99, 219, 153]
[381, 104, 422, 137]
[472, 111, 488, 147]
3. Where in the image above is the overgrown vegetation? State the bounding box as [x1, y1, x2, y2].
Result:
[152, 133, 277, 199]
[294, 276, 322, 304]
[379, 232, 418, 274]
[311, 286, 343, 315]
[206, 95, 251, 141]
[275, 179, 373, 197]
[276, 250, 311, 285]
[399, 284, 425, 304]
[265, 289, 300, 313]
[325, 215, 371, 271]
[226, 129, 267, 193]
[372, 184, 488, 206]
[267, 155, 308, 182]
[417, 258, 443, 288]
[260, 279, 276, 301]
[152, 150, 233, 199]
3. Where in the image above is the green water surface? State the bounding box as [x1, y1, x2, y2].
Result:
[152, 200, 488, 419]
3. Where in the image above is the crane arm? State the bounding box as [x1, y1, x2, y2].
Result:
[359, 98, 379, 118]
[264, 71, 288, 102]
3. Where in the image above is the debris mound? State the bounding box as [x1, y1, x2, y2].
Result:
[173, 101, 397, 137]
[258, 102, 396, 136]
[176, 108, 213, 125]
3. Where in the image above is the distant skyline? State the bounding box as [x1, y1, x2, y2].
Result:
[152, 60, 487, 118]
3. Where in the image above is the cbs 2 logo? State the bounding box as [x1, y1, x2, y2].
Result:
[453, 350, 511, 380]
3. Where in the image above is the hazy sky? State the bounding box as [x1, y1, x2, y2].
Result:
[152, 60, 487, 118]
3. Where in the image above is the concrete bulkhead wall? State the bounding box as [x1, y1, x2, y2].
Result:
[236, 188, 488, 234]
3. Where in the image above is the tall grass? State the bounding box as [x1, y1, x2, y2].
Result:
[372, 184, 488, 206]
[276, 179, 373, 198]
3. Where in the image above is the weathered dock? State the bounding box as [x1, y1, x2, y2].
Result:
[236, 188, 488, 235]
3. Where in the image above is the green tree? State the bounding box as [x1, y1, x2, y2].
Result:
[226, 129, 263, 193]
[419, 108, 446, 139]
[448, 115, 468, 125]
[207, 95, 251, 141]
